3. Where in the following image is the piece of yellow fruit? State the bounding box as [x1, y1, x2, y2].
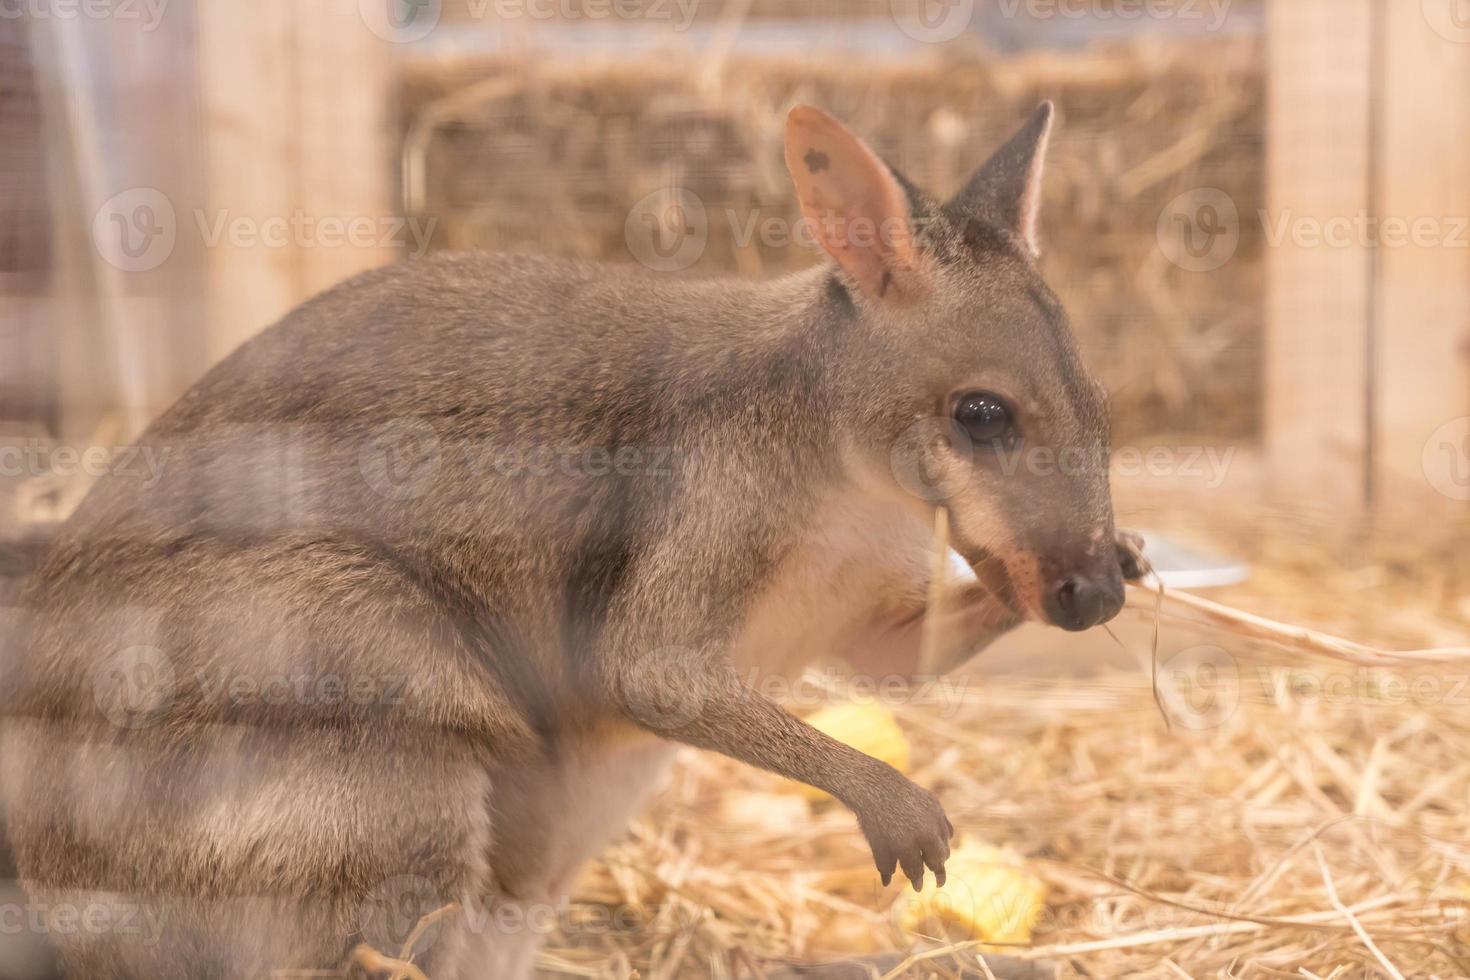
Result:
[897, 837, 1047, 947]
[791, 702, 911, 801]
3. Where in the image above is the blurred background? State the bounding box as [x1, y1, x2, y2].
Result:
[2, 1, 1470, 977]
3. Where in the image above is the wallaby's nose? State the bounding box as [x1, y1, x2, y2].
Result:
[1044, 574, 1123, 632]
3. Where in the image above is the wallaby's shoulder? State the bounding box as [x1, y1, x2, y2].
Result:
[159, 250, 825, 434]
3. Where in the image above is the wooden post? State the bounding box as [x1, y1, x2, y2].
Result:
[1263, 0, 1376, 517]
[1267, 0, 1470, 520]
[1372, 0, 1470, 518]
[196, 0, 394, 364]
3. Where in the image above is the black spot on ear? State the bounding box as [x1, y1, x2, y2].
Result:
[803, 149, 830, 174]
[877, 269, 893, 298]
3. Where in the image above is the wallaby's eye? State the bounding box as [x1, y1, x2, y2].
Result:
[953, 391, 1016, 448]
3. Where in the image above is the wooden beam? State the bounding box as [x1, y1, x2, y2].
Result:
[1263, 0, 1375, 516]
[196, 0, 394, 364]
[1372, 0, 1470, 518]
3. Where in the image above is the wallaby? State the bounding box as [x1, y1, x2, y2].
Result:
[0, 103, 1132, 979]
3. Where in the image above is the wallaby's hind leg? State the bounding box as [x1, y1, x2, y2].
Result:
[1, 536, 526, 980]
[4, 719, 493, 980]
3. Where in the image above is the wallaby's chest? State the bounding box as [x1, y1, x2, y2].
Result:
[731, 487, 935, 680]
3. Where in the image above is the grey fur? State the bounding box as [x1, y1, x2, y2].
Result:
[0, 105, 1122, 979]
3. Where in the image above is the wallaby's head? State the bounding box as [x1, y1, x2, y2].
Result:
[786, 103, 1122, 632]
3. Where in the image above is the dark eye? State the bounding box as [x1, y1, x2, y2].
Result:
[953, 391, 1016, 447]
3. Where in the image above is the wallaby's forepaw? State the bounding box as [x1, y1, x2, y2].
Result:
[1115, 528, 1147, 582]
[853, 765, 953, 892]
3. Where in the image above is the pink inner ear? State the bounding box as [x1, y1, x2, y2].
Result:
[785, 108, 919, 301]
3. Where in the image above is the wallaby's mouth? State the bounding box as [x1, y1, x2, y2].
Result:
[960, 549, 1023, 618]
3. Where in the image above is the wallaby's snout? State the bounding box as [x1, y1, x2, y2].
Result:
[1041, 547, 1125, 632]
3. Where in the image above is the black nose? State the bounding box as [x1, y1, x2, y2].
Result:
[1043, 575, 1123, 632]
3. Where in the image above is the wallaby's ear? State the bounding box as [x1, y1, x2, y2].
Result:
[784, 105, 924, 303]
[949, 101, 1053, 257]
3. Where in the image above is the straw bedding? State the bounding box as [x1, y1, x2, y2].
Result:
[534, 504, 1470, 979]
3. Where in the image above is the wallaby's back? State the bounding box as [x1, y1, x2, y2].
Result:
[2, 251, 834, 978]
